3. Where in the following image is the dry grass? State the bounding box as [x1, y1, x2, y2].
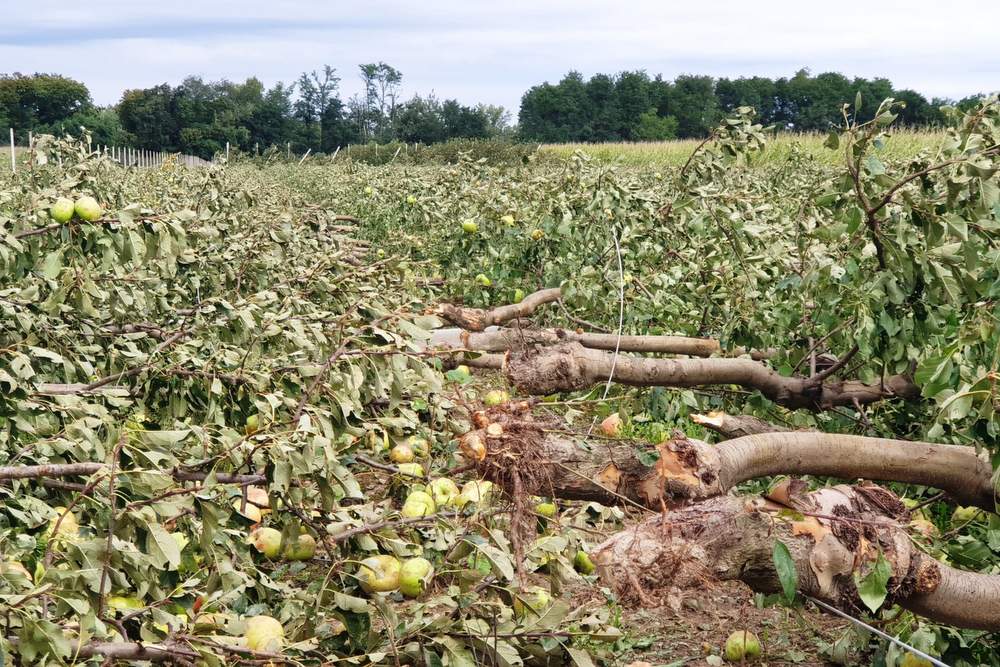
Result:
[541, 128, 947, 167]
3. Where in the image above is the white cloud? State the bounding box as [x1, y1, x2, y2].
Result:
[2, 1, 997, 112]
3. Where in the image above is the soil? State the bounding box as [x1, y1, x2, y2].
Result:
[609, 580, 850, 666]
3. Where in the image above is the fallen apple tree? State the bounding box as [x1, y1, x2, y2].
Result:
[431, 288, 915, 411]
[453, 403, 999, 630]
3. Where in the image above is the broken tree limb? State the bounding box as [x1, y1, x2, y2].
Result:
[503, 342, 918, 410]
[691, 411, 792, 438]
[430, 326, 723, 357]
[436, 288, 563, 331]
[0, 462, 266, 486]
[461, 410, 997, 512]
[592, 483, 999, 631]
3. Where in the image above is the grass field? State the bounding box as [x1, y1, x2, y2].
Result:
[540, 128, 948, 166]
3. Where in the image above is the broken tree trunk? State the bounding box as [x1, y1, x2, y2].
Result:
[460, 407, 997, 513]
[592, 482, 1000, 631]
[436, 288, 563, 331]
[502, 342, 918, 410]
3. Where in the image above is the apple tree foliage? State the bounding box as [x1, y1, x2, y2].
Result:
[0, 137, 619, 664]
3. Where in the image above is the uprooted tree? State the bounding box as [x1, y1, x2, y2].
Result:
[422, 97, 1000, 638]
[1, 96, 998, 665]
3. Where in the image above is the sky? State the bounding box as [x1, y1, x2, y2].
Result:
[2, 0, 998, 115]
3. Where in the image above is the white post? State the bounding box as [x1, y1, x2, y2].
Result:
[331, 146, 341, 161]
[28, 131, 33, 149]
[298, 148, 311, 165]
[225, 142, 230, 162]
[9, 128, 15, 173]
[287, 142, 291, 160]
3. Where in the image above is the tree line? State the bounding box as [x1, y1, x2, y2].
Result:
[518, 68, 990, 142]
[1, 66, 511, 158]
[1, 67, 991, 156]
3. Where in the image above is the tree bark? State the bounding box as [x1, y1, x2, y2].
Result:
[430, 326, 723, 357]
[0, 462, 266, 486]
[436, 288, 562, 331]
[502, 342, 918, 410]
[592, 484, 999, 630]
[691, 411, 791, 438]
[462, 415, 997, 512]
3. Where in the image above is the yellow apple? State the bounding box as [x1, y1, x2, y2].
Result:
[357, 554, 401, 593]
[245, 615, 284, 652]
[399, 557, 434, 598]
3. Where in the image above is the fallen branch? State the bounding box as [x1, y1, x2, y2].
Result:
[503, 342, 918, 410]
[436, 288, 562, 331]
[430, 326, 723, 357]
[5, 639, 199, 663]
[0, 461, 266, 486]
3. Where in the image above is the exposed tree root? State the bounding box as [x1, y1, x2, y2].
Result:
[592, 483, 1000, 631]
[460, 410, 996, 512]
[502, 342, 919, 410]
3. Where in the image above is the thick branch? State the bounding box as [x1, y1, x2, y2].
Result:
[436, 288, 562, 331]
[504, 343, 918, 410]
[431, 326, 722, 356]
[466, 417, 996, 512]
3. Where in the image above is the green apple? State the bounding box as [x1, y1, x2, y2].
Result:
[462, 220, 478, 234]
[107, 596, 144, 612]
[534, 501, 557, 518]
[245, 615, 284, 652]
[483, 389, 509, 406]
[245, 414, 260, 435]
[951, 506, 979, 524]
[513, 289, 525, 303]
[50, 197, 75, 223]
[46, 507, 79, 541]
[654, 171, 663, 179]
[399, 557, 434, 598]
[247, 527, 282, 559]
[429, 478, 461, 506]
[460, 480, 494, 504]
[364, 186, 374, 196]
[389, 443, 415, 464]
[475, 273, 491, 287]
[501, 214, 515, 225]
[283, 533, 316, 561]
[407, 436, 430, 458]
[899, 654, 935, 667]
[396, 462, 424, 479]
[573, 550, 596, 575]
[454, 364, 471, 378]
[513, 586, 552, 619]
[401, 491, 437, 518]
[74, 196, 102, 222]
[357, 554, 401, 593]
[406, 195, 417, 205]
[724, 630, 761, 662]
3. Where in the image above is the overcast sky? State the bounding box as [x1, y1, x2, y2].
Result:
[3, 1, 998, 114]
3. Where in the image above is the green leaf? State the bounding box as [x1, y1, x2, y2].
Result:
[772, 540, 798, 603]
[146, 521, 181, 570]
[855, 552, 891, 613]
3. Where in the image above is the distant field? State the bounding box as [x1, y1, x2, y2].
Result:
[540, 129, 947, 166]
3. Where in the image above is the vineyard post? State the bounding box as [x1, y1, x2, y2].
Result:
[9, 128, 15, 173]
[287, 142, 291, 160]
[226, 142, 230, 162]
